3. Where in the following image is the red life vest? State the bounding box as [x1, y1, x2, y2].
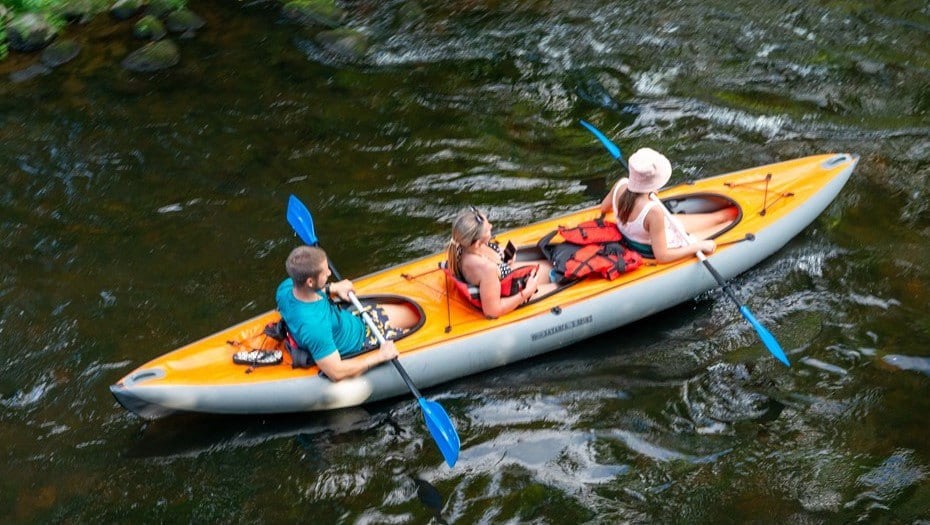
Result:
[537, 218, 642, 283]
[556, 217, 623, 244]
[560, 242, 642, 281]
[443, 264, 538, 310]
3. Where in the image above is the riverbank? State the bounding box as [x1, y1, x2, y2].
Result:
[0, 0, 382, 80]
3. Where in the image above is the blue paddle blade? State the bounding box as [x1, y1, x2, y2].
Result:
[579, 119, 626, 167]
[419, 397, 460, 468]
[286, 195, 319, 246]
[739, 306, 790, 367]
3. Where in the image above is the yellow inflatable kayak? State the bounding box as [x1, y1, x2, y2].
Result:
[111, 153, 858, 419]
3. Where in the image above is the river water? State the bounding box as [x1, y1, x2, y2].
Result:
[2, 0, 930, 522]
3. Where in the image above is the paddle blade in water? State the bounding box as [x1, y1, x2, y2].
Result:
[579, 119, 625, 166]
[740, 306, 790, 367]
[286, 195, 319, 246]
[419, 398, 460, 468]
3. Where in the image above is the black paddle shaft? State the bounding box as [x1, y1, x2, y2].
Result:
[325, 258, 424, 400]
[700, 259, 743, 307]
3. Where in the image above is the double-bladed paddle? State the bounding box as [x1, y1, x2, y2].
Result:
[579, 120, 790, 367]
[286, 195, 461, 467]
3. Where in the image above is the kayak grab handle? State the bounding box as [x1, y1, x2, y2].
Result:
[122, 368, 166, 386]
[821, 154, 851, 169]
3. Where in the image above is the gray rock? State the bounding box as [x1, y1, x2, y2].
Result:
[10, 63, 51, 83]
[315, 28, 369, 61]
[41, 38, 82, 67]
[110, 0, 143, 20]
[133, 15, 167, 40]
[7, 13, 59, 52]
[856, 59, 884, 75]
[121, 39, 179, 72]
[282, 0, 345, 28]
[165, 9, 205, 33]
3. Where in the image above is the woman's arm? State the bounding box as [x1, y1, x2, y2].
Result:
[646, 208, 716, 264]
[599, 178, 627, 216]
[468, 258, 535, 318]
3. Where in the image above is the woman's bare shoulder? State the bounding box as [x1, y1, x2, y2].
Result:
[460, 253, 495, 283]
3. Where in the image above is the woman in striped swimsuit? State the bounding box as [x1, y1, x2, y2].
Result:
[446, 206, 556, 318]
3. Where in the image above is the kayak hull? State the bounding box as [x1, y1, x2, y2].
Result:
[111, 153, 859, 418]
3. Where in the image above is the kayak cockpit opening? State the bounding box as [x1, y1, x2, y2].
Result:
[349, 294, 426, 343]
[228, 295, 425, 369]
[662, 193, 742, 240]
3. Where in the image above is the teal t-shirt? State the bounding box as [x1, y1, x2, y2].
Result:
[275, 278, 366, 362]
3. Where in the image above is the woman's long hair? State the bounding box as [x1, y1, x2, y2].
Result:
[616, 188, 640, 224]
[445, 207, 485, 280]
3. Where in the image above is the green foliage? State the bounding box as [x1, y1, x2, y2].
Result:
[3, 0, 60, 13]
[2, 0, 116, 17]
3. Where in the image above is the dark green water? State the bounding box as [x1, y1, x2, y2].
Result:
[2, 0, 930, 522]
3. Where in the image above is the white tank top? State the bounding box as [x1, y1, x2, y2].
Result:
[611, 179, 689, 248]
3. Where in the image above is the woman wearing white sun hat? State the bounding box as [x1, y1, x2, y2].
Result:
[599, 147, 737, 263]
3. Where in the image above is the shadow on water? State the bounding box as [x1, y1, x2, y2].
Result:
[126, 408, 379, 460]
[413, 476, 448, 524]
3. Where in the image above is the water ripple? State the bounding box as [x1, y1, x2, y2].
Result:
[0, 373, 56, 409]
[882, 354, 930, 377]
[847, 449, 928, 517]
[457, 429, 628, 488]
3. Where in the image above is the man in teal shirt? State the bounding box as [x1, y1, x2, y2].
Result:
[276, 246, 413, 381]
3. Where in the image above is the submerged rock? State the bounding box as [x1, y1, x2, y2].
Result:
[165, 9, 205, 34]
[10, 63, 51, 83]
[7, 13, 58, 52]
[121, 39, 179, 72]
[282, 0, 345, 28]
[41, 38, 82, 67]
[133, 15, 167, 40]
[110, 0, 143, 20]
[315, 28, 369, 61]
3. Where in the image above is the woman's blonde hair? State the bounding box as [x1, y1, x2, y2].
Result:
[445, 206, 486, 280]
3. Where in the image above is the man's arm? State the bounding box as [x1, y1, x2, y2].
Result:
[314, 341, 399, 381]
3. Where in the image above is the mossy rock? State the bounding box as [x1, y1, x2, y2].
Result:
[110, 0, 143, 20]
[146, 0, 179, 19]
[8, 13, 59, 52]
[282, 0, 345, 28]
[315, 28, 369, 61]
[165, 9, 204, 33]
[57, 0, 95, 23]
[41, 38, 81, 67]
[121, 39, 179, 72]
[133, 15, 166, 40]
